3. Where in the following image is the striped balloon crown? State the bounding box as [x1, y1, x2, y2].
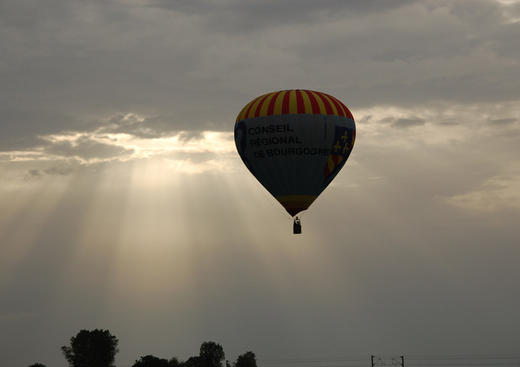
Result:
[236, 89, 354, 123]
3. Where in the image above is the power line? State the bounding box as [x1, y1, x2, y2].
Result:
[258, 354, 520, 367]
[406, 355, 520, 360]
[258, 356, 368, 364]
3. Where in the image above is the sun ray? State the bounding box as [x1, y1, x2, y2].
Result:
[0, 174, 75, 287]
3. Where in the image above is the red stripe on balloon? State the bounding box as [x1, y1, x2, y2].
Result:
[305, 91, 321, 114]
[329, 94, 353, 119]
[343, 104, 354, 120]
[327, 94, 346, 117]
[295, 90, 305, 114]
[281, 90, 291, 114]
[333, 95, 353, 119]
[266, 91, 281, 116]
[244, 95, 261, 119]
[316, 92, 333, 115]
[253, 93, 271, 117]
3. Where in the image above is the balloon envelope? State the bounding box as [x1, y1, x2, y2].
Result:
[234, 89, 355, 216]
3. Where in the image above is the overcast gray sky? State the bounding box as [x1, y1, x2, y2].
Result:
[1, 1, 520, 366]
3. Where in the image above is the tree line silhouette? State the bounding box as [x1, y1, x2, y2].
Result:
[28, 329, 257, 367]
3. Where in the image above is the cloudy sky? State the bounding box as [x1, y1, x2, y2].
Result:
[1, 0, 520, 366]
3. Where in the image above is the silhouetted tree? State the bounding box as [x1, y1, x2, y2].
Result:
[182, 356, 201, 367]
[28, 364, 47, 367]
[132, 355, 170, 367]
[200, 341, 225, 367]
[234, 352, 256, 367]
[169, 357, 181, 367]
[61, 329, 119, 367]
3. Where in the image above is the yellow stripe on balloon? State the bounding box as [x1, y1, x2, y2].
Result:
[237, 99, 254, 122]
[321, 93, 339, 116]
[329, 94, 348, 116]
[288, 90, 298, 114]
[236, 89, 351, 122]
[301, 90, 313, 114]
[258, 92, 276, 117]
[309, 91, 327, 114]
[273, 90, 287, 115]
[246, 94, 266, 119]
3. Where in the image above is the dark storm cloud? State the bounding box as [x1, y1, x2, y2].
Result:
[1, 0, 519, 153]
[0, 0, 518, 190]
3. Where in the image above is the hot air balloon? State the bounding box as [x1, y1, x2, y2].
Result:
[234, 90, 356, 234]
